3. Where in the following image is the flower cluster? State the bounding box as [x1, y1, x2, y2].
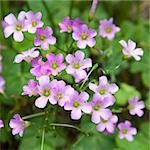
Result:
[3, 11, 56, 50]
[59, 17, 97, 49]
[2, 8, 145, 142]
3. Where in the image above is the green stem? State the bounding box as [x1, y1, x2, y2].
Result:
[80, 63, 98, 90]
[41, 128, 45, 150]
[112, 108, 128, 113]
[42, 0, 55, 31]
[22, 112, 45, 120]
[54, 45, 67, 54]
[49, 123, 88, 135]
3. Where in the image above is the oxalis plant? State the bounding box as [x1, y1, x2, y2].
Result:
[0, 0, 147, 150]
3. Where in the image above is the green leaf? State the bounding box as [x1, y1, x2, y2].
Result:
[115, 83, 141, 106]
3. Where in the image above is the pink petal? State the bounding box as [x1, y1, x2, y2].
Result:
[77, 40, 87, 49]
[80, 92, 89, 102]
[64, 102, 72, 110]
[89, 83, 98, 92]
[4, 13, 17, 25]
[107, 83, 119, 94]
[71, 108, 82, 120]
[91, 112, 100, 124]
[81, 104, 92, 114]
[66, 54, 74, 64]
[99, 76, 108, 85]
[41, 42, 49, 50]
[128, 40, 136, 50]
[49, 96, 57, 105]
[35, 96, 48, 108]
[4, 26, 15, 38]
[14, 54, 24, 63]
[119, 40, 127, 47]
[13, 31, 24, 42]
[47, 36, 56, 45]
[87, 38, 96, 47]
[38, 75, 50, 87]
[82, 58, 92, 69]
[75, 50, 85, 61]
[96, 123, 105, 132]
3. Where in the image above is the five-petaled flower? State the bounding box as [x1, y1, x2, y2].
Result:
[52, 80, 74, 107]
[14, 47, 39, 63]
[64, 91, 91, 120]
[90, 95, 112, 124]
[25, 11, 44, 33]
[59, 17, 74, 33]
[72, 24, 97, 49]
[22, 79, 39, 97]
[44, 53, 66, 76]
[3, 11, 27, 42]
[99, 18, 120, 40]
[96, 113, 118, 134]
[128, 96, 145, 117]
[9, 114, 29, 136]
[34, 27, 56, 50]
[66, 50, 92, 83]
[119, 39, 144, 61]
[35, 76, 57, 108]
[118, 120, 137, 141]
[89, 76, 119, 106]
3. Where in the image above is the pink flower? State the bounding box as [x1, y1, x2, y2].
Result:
[89, 76, 119, 106]
[0, 76, 5, 93]
[34, 27, 56, 50]
[64, 91, 91, 120]
[44, 53, 66, 76]
[96, 113, 118, 134]
[99, 18, 120, 40]
[119, 40, 144, 61]
[72, 24, 97, 49]
[52, 80, 74, 107]
[14, 47, 39, 63]
[118, 120, 137, 141]
[0, 120, 4, 128]
[128, 96, 145, 117]
[66, 50, 92, 83]
[90, 95, 112, 124]
[59, 17, 74, 33]
[35, 76, 56, 108]
[25, 11, 44, 33]
[72, 18, 84, 31]
[3, 11, 27, 42]
[22, 80, 39, 97]
[9, 114, 29, 136]
[30, 57, 51, 79]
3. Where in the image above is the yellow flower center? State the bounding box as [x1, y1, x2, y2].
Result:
[73, 63, 80, 69]
[81, 33, 88, 40]
[40, 34, 46, 41]
[67, 25, 72, 31]
[57, 93, 63, 99]
[99, 88, 106, 95]
[105, 27, 111, 33]
[122, 128, 128, 134]
[32, 21, 37, 27]
[43, 89, 51, 97]
[93, 104, 101, 111]
[73, 101, 80, 108]
[102, 119, 108, 123]
[16, 24, 22, 31]
[51, 62, 58, 69]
